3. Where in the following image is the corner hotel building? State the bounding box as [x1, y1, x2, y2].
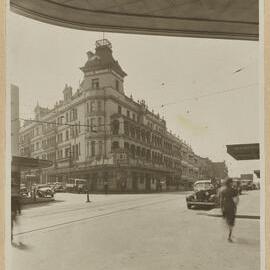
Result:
[19, 39, 206, 192]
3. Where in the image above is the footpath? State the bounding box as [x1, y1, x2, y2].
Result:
[207, 190, 260, 219]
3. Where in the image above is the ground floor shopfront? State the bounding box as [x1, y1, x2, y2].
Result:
[40, 164, 190, 193]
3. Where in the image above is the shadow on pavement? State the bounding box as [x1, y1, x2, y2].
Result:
[234, 237, 260, 247]
[12, 241, 32, 251]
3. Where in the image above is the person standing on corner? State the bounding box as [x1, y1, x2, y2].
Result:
[220, 178, 239, 242]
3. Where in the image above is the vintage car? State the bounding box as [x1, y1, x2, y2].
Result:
[232, 179, 242, 195]
[52, 182, 66, 193]
[20, 184, 30, 198]
[36, 184, 55, 198]
[186, 180, 219, 209]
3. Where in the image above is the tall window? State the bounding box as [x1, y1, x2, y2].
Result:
[127, 110, 130, 118]
[73, 108, 78, 120]
[98, 141, 103, 155]
[70, 127, 74, 138]
[112, 120, 120, 135]
[59, 133, 63, 143]
[87, 119, 90, 131]
[118, 105, 122, 114]
[65, 147, 70, 158]
[97, 101, 102, 112]
[92, 79, 99, 89]
[91, 141, 96, 157]
[75, 144, 79, 160]
[112, 141, 119, 150]
[115, 80, 119, 91]
[66, 130, 69, 141]
[70, 110, 73, 121]
[90, 118, 96, 131]
[90, 101, 95, 113]
[98, 117, 102, 131]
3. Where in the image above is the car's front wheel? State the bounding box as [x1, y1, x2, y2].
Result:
[187, 203, 191, 209]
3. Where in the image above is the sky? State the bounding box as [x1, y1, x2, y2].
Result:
[7, 12, 261, 177]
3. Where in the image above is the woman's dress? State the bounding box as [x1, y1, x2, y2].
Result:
[221, 187, 238, 227]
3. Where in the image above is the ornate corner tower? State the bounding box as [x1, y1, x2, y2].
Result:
[80, 39, 127, 94]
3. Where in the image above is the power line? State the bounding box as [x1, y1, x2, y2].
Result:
[160, 82, 258, 108]
[18, 117, 110, 129]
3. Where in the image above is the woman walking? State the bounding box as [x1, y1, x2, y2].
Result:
[220, 178, 239, 242]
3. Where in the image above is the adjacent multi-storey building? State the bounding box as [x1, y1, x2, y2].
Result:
[19, 39, 226, 192]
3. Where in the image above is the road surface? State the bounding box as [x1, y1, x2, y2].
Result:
[10, 191, 260, 270]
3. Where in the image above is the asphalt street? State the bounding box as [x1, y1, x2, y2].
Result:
[10, 191, 260, 270]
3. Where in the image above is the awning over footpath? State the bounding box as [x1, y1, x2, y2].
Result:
[12, 156, 53, 169]
[10, 0, 258, 40]
[226, 143, 260, 160]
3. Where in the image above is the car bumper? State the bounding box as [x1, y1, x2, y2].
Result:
[187, 201, 216, 206]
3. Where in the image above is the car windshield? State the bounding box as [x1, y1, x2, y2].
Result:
[194, 182, 213, 191]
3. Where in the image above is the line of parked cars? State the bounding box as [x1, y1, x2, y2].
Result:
[20, 183, 55, 199]
[19, 178, 88, 199]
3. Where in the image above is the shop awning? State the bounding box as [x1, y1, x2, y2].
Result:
[10, 0, 258, 40]
[12, 156, 53, 169]
[226, 143, 260, 160]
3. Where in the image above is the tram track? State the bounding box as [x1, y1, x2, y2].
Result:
[14, 197, 178, 236]
[22, 194, 180, 219]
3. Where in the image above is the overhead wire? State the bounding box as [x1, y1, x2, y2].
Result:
[160, 82, 258, 108]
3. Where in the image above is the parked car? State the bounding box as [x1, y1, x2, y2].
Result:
[240, 180, 254, 190]
[232, 179, 242, 195]
[20, 186, 30, 198]
[52, 183, 66, 193]
[66, 179, 87, 193]
[186, 180, 219, 209]
[36, 184, 55, 198]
